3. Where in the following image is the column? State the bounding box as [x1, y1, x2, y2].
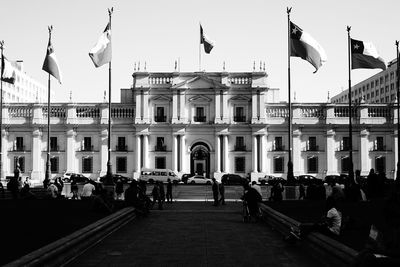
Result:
[99, 129, 108, 176]
[66, 129, 76, 173]
[394, 131, 398, 179]
[261, 134, 267, 173]
[222, 92, 228, 122]
[292, 130, 301, 175]
[135, 91, 142, 121]
[172, 135, 178, 172]
[215, 93, 221, 123]
[359, 129, 370, 175]
[180, 135, 186, 173]
[252, 93, 258, 121]
[143, 91, 149, 122]
[179, 91, 186, 121]
[223, 135, 229, 173]
[252, 135, 258, 172]
[215, 135, 221, 172]
[30, 128, 42, 181]
[326, 129, 336, 175]
[143, 135, 149, 168]
[136, 135, 141, 171]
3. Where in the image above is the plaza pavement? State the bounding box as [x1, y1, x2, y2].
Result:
[66, 202, 319, 267]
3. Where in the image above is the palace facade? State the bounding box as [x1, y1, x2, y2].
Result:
[1, 70, 398, 185]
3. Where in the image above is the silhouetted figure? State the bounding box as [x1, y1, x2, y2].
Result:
[270, 181, 284, 201]
[152, 182, 163, 210]
[20, 184, 36, 199]
[71, 180, 79, 200]
[81, 179, 96, 200]
[115, 178, 124, 200]
[55, 177, 64, 197]
[242, 183, 262, 219]
[159, 181, 165, 204]
[212, 178, 219, 206]
[345, 170, 362, 201]
[47, 180, 59, 199]
[377, 172, 386, 198]
[367, 168, 378, 200]
[219, 182, 225, 205]
[166, 178, 173, 203]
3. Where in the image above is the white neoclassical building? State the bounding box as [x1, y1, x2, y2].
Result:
[1, 70, 398, 185]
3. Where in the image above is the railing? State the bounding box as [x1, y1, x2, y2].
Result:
[81, 145, 94, 152]
[272, 145, 285, 151]
[76, 107, 100, 118]
[193, 116, 206, 122]
[115, 145, 128, 152]
[154, 115, 166, 122]
[371, 144, 388, 151]
[155, 145, 167, 151]
[11, 145, 26, 152]
[306, 145, 319, 151]
[111, 106, 135, 118]
[266, 107, 289, 118]
[50, 145, 60, 152]
[234, 145, 246, 151]
[43, 106, 66, 118]
[333, 106, 358, 117]
[233, 116, 246, 122]
[368, 106, 391, 118]
[300, 107, 325, 118]
[149, 76, 172, 85]
[8, 106, 32, 118]
[228, 77, 252, 85]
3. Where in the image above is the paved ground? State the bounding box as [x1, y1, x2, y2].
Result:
[67, 202, 319, 267]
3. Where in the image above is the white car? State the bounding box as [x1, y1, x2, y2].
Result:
[187, 175, 212, 184]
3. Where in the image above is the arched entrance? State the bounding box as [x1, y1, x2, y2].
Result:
[190, 142, 210, 178]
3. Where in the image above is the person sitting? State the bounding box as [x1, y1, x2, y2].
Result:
[47, 180, 59, 199]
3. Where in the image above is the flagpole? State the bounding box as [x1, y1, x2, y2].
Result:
[396, 40, 400, 182]
[347, 26, 354, 181]
[0, 40, 4, 182]
[199, 23, 202, 71]
[286, 7, 294, 183]
[105, 7, 114, 185]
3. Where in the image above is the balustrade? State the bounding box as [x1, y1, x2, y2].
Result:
[8, 106, 32, 118]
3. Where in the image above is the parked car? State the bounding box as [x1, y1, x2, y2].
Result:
[181, 173, 195, 184]
[63, 173, 89, 183]
[99, 174, 131, 184]
[267, 177, 287, 186]
[221, 174, 247, 185]
[297, 175, 322, 186]
[258, 175, 276, 185]
[187, 175, 212, 184]
[139, 168, 180, 184]
[324, 175, 340, 185]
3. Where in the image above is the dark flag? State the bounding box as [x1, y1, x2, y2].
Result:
[200, 24, 214, 54]
[1, 56, 16, 84]
[351, 38, 386, 70]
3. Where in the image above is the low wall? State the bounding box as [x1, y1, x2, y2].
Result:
[259, 203, 358, 266]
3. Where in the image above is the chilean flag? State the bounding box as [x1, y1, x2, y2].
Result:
[351, 38, 386, 70]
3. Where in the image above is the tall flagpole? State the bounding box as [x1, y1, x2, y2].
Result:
[286, 7, 294, 182]
[396, 40, 400, 181]
[199, 23, 202, 71]
[0, 40, 4, 182]
[105, 7, 114, 185]
[44, 27, 53, 188]
[347, 26, 354, 181]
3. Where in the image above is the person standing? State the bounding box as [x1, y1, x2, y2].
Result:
[219, 182, 225, 205]
[115, 178, 124, 200]
[212, 178, 219, 206]
[159, 181, 166, 205]
[166, 178, 173, 203]
[71, 180, 79, 200]
[81, 179, 96, 200]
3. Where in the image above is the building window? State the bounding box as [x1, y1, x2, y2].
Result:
[375, 136, 384, 151]
[341, 136, 350, 151]
[155, 137, 166, 151]
[116, 157, 127, 173]
[371, 82, 374, 88]
[82, 157, 93, 173]
[15, 137, 24, 151]
[375, 156, 385, 174]
[235, 136, 246, 151]
[117, 137, 127, 151]
[391, 83, 394, 91]
[83, 137, 92, 151]
[273, 136, 284, 151]
[50, 157, 59, 173]
[380, 88, 384, 94]
[307, 137, 318, 151]
[50, 137, 58, 151]
[341, 157, 350, 173]
[307, 156, 318, 173]
[366, 93, 370, 100]
[274, 157, 284, 173]
[14, 156, 25, 173]
[155, 107, 166, 122]
[235, 157, 245, 173]
[194, 107, 205, 122]
[155, 157, 166, 169]
[385, 96, 389, 102]
[234, 106, 246, 122]
[385, 86, 389, 93]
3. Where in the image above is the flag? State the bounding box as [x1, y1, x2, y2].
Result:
[89, 23, 112, 68]
[200, 24, 214, 54]
[1, 56, 16, 84]
[290, 21, 327, 73]
[42, 36, 62, 83]
[351, 38, 386, 70]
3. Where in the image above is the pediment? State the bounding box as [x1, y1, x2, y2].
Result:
[172, 76, 228, 90]
[188, 95, 212, 103]
[230, 95, 251, 101]
[150, 95, 171, 102]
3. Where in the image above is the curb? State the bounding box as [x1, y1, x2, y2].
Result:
[4, 207, 136, 267]
[259, 203, 358, 267]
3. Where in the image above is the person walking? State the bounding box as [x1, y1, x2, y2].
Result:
[212, 178, 219, 206]
[166, 178, 173, 203]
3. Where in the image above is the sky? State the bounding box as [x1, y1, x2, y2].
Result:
[0, 0, 399, 103]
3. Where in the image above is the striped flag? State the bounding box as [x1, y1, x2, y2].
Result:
[200, 24, 214, 54]
[351, 39, 386, 70]
[1, 56, 16, 84]
[290, 21, 327, 73]
[42, 32, 62, 83]
[89, 23, 112, 68]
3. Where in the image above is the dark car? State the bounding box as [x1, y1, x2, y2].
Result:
[298, 175, 322, 186]
[221, 174, 247, 185]
[63, 173, 88, 183]
[181, 173, 194, 184]
[99, 174, 131, 184]
[258, 175, 276, 185]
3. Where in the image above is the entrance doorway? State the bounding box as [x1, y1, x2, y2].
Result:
[190, 142, 210, 178]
